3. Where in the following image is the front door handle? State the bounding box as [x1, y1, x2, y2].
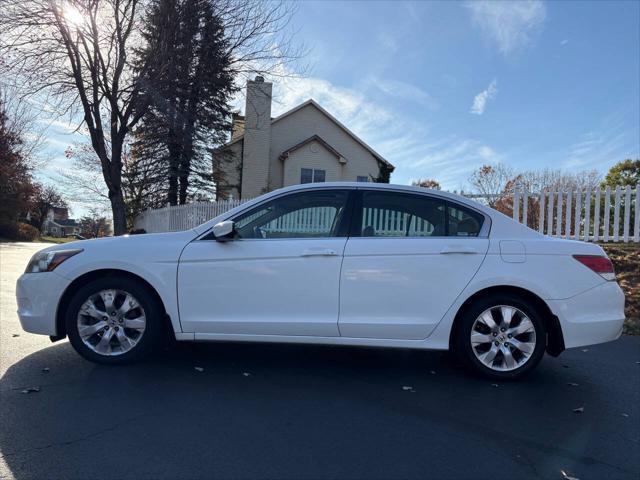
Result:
[440, 245, 478, 255]
[301, 248, 338, 257]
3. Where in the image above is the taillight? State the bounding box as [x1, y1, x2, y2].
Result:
[572, 255, 616, 281]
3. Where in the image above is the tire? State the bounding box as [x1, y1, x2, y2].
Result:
[455, 293, 546, 380]
[65, 276, 164, 364]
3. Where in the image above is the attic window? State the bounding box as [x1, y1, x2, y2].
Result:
[301, 168, 325, 184]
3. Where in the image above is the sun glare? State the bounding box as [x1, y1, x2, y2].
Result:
[62, 3, 85, 27]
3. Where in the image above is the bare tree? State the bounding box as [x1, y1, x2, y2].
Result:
[79, 209, 111, 238]
[0, 0, 150, 234]
[468, 163, 515, 208]
[60, 140, 166, 228]
[1, 0, 302, 233]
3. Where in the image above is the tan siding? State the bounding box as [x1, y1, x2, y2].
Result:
[283, 140, 343, 186]
[269, 104, 381, 189]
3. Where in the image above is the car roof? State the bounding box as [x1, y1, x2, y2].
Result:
[271, 182, 489, 212]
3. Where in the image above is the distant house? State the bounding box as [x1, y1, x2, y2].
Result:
[213, 77, 394, 200]
[41, 207, 80, 237]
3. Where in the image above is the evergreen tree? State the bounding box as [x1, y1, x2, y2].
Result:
[134, 0, 235, 205]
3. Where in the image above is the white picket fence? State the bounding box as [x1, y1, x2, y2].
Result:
[134, 185, 640, 243]
[134, 199, 246, 233]
[513, 185, 639, 243]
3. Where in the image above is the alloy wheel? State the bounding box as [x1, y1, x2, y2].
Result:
[470, 305, 537, 372]
[76, 289, 146, 356]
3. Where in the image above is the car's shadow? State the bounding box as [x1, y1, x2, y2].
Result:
[1, 339, 634, 480]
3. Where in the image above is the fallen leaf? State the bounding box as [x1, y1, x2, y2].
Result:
[573, 406, 584, 414]
[560, 469, 580, 480]
[42, 367, 50, 373]
[491, 383, 499, 388]
[562, 365, 570, 369]
[621, 413, 630, 417]
[242, 372, 251, 377]
[194, 367, 204, 372]
[12, 334, 19, 337]
[402, 386, 415, 392]
[20, 386, 40, 394]
[567, 382, 579, 387]
[429, 370, 436, 375]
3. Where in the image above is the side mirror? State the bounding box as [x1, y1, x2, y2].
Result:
[212, 220, 235, 242]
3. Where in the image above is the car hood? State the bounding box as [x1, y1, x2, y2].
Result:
[36, 229, 199, 255]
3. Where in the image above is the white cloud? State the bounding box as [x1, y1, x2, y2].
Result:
[470, 79, 498, 115]
[367, 77, 437, 109]
[466, 0, 546, 55]
[563, 113, 634, 169]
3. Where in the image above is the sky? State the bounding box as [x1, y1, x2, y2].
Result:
[37, 0, 640, 213]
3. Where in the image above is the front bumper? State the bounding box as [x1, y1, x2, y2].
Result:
[16, 271, 70, 336]
[547, 281, 625, 349]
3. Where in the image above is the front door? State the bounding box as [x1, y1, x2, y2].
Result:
[339, 189, 489, 340]
[178, 189, 352, 336]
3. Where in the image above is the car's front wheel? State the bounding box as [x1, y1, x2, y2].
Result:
[456, 293, 546, 379]
[65, 276, 164, 364]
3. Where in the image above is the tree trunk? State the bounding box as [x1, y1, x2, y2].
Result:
[109, 189, 127, 235]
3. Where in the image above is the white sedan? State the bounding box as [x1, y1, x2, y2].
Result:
[16, 183, 624, 379]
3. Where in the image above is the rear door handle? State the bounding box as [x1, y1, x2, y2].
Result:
[440, 245, 478, 255]
[301, 248, 338, 257]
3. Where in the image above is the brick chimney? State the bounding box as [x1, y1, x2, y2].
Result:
[241, 76, 272, 198]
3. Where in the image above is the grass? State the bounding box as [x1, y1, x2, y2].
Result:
[600, 243, 640, 335]
[40, 236, 77, 244]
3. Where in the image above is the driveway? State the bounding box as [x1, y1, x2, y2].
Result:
[1, 242, 639, 480]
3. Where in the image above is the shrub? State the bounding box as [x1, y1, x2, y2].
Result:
[15, 222, 40, 241]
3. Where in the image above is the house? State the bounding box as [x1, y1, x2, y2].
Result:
[41, 207, 80, 237]
[213, 77, 395, 200]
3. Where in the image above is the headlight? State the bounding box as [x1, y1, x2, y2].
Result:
[25, 249, 83, 274]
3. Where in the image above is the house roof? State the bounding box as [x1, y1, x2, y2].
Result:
[278, 134, 345, 162]
[219, 100, 394, 170]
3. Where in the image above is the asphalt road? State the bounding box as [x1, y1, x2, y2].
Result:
[1, 242, 639, 480]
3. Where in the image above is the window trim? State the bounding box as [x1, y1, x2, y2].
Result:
[197, 185, 490, 241]
[300, 168, 326, 184]
[349, 189, 490, 239]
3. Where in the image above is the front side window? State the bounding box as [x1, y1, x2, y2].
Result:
[356, 176, 369, 183]
[360, 191, 446, 237]
[233, 190, 349, 239]
[300, 168, 326, 184]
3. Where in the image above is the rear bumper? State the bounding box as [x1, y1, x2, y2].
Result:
[547, 281, 625, 349]
[16, 272, 70, 336]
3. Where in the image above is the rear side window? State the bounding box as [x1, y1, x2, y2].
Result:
[447, 203, 484, 237]
[357, 191, 484, 237]
[360, 191, 446, 237]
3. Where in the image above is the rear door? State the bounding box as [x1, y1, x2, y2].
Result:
[339, 189, 489, 340]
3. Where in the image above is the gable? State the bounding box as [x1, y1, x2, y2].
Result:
[219, 100, 393, 172]
[279, 135, 345, 163]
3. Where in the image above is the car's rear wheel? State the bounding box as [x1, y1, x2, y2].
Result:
[456, 293, 546, 379]
[65, 276, 164, 364]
